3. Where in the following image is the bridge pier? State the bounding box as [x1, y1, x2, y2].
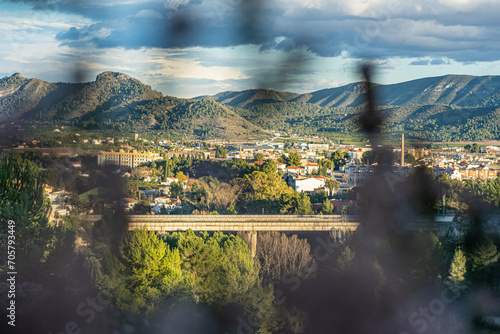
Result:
[250, 231, 257, 259]
[248, 231, 257, 259]
[238, 231, 258, 259]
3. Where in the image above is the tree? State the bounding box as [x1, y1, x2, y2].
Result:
[254, 231, 316, 284]
[169, 182, 185, 199]
[225, 204, 238, 214]
[175, 171, 187, 183]
[470, 238, 499, 286]
[191, 176, 242, 212]
[444, 247, 468, 294]
[135, 200, 151, 214]
[0, 153, 49, 225]
[405, 153, 417, 165]
[309, 190, 328, 204]
[164, 231, 262, 307]
[164, 158, 171, 179]
[215, 148, 228, 158]
[325, 178, 340, 196]
[279, 191, 313, 215]
[336, 246, 356, 272]
[244, 171, 293, 201]
[160, 206, 169, 214]
[330, 151, 349, 170]
[118, 229, 184, 315]
[261, 159, 277, 174]
[287, 152, 302, 166]
[321, 199, 334, 214]
[0, 153, 57, 278]
[254, 153, 265, 161]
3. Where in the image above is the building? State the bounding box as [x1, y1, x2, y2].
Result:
[349, 148, 364, 161]
[284, 166, 306, 175]
[121, 198, 138, 211]
[276, 162, 287, 171]
[167, 150, 211, 160]
[290, 176, 326, 193]
[47, 190, 72, 221]
[304, 162, 320, 174]
[161, 177, 179, 186]
[308, 143, 329, 152]
[43, 184, 54, 194]
[435, 167, 462, 181]
[97, 149, 161, 168]
[408, 148, 430, 160]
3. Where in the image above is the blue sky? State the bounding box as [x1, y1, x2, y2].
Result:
[2, 0, 500, 98]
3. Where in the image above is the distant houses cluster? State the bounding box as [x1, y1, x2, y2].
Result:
[38, 134, 500, 219]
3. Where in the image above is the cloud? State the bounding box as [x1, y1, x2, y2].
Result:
[9, 0, 500, 64]
[164, 0, 190, 11]
[410, 57, 451, 66]
[135, 9, 164, 20]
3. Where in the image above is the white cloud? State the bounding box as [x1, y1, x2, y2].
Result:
[164, 0, 190, 11]
[135, 9, 164, 20]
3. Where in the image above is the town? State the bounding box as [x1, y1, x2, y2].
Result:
[9, 130, 499, 222]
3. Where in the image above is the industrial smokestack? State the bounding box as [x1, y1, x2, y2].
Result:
[401, 133, 405, 166]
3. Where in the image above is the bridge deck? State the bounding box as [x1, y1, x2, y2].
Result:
[127, 214, 360, 232]
[126, 214, 452, 235]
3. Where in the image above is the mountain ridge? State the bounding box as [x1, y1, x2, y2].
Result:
[1, 72, 499, 142]
[194, 74, 500, 109]
[0, 72, 264, 140]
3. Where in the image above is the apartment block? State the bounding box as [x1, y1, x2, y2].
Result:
[98, 149, 161, 168]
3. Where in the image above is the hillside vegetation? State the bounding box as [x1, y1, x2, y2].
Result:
[199, 75, 500, 141]
[1, 72, 500, 141]
[0, 72, 264, 140]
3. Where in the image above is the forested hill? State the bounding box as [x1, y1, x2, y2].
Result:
[195, 75, 500, 109]
[0, 72, 264, 140]
[195, 89, 302, 109]
[1, 72, 500, 142]
[194, 74, 500, 142]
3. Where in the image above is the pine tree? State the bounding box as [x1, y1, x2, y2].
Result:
[225, 204, 238, 215]
[445, 247, 468, 294]
[296, 193, 313, 215]
[337, 246, 356, 272]
[164, 157, 169, 179]
[321, 199, 334, 214]
[118, 229, 184, 315]
[470, 237, 499, 286]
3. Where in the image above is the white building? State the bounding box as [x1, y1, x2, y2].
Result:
[284, 166, 306, 175]
[308, 143, 329, 152]
[304, 162, 320, 174]
[291, 176, 326, 193]
[161, 177, 179, 186]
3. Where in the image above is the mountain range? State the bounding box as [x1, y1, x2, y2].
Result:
[1, 72, 499, 142]
[195, 75, 500, 109]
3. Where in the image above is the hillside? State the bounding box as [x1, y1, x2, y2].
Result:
[1, 72, 499, 142]
[0, 72, 161, 120]
[233, 101, 500, 142]
[125, 97, 263, 140]
[197, 74, 500, 142]
[196, 75, 500, 109]
[0, 72, 264, 140]
[0, 73, 56, 117]
[196, 89, 302, 108]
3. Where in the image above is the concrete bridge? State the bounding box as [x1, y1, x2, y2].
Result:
[127, 214, 359, 232]
[126, 214, 453, 257]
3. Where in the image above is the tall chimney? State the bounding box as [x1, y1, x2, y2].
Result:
[401, 133, 405, 166]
